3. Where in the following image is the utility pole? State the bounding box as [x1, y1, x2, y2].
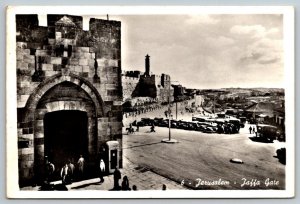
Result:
[168, 80, 171, 141]
[162, 80, 178, 143]
[175, 101, 178, 120]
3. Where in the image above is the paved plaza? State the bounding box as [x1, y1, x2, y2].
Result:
[123, 123, 286, 190]
[21, 156, 187, 191]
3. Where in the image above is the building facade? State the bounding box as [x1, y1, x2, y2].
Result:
[16, 14, 123, 187]
[122, 55, 174, 104]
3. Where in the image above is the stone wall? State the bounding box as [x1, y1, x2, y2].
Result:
[16, 14, 123, 187]
[132, 74, 157, 98]
[122, 76, 139, 101]
[123, 72, 174, 104]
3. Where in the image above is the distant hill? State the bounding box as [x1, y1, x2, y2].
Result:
[221, 87, 284, 93]
[202, 88, 285, 94]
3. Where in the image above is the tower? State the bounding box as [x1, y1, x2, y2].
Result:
[145, 54, 150, 76]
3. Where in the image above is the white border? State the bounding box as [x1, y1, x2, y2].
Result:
[6, 6, 295, 198]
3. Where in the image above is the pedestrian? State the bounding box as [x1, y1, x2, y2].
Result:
[249, 126, 252, 134]
[60, 163, 69, 185]
[68, 159, 75, 183]
[253, 127, 256, 135]
[162, 184, 167, 190]
[121, 176, 131, 191]
[45, 157, 55, 185]
[113, 168, 121, 190]
[77, 155, 85, 180]
[150, 124, 155, 132]
[130, 123, 134, 134]
[99, 159, 105, 183]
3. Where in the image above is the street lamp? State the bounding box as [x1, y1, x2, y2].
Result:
[162, 80, 178, 143]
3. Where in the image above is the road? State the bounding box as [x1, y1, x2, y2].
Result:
[123, 124, 286, 190]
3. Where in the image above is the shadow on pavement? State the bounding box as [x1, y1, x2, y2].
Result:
[123, 141, 162, 149]
[71, 181, 102, 189]
[109, 186, 122, 191]
[273, 155, 286, 165]
[39, 183, 68, 191]
[248, 136, 273, 143]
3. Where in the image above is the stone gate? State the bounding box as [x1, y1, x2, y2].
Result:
[16, 14, 123, 187]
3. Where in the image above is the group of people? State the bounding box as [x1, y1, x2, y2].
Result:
[112, 168, 166, 191]
[126, 123, 135, 134]
[44, 155, 86, 185]
[60, 161, 74, 185]
[112, 168, 128, 190]
[123, 104, 163, 118]
[249, 126, 256, 134]
[216, 123, 240, 134]
[126, 123, 155, 134]
[45, 156, 168, 191]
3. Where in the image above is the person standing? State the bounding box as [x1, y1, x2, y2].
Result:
[45, 157, 55, 185]
[60, 163, 69, 185]
[99, 159, 105, 183]
[249, 126, 252, 134]
[77, 155, 85, 180]
[121, 176, 131, 191]
[130, 123, 134, 134]
[253, 127, 256, 136]
[113, 168, 121, 190]
[68, 160, 75, 183]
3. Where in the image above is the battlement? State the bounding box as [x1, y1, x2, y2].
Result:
[122, 76, 140, 83]
[16, 14, 121, 32]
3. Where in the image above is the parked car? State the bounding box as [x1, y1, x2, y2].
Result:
[238, 116, 247, 124]
[177, 120, 189, 129]
[203, 126, 216, 133]
[157, 119, 169, 127]
[140, 118, 153, 126]
[192, 122, 203, 132]
[154, 117, 164, 126]
[171, 120, 178, 128]
[256, 124, 278, 142]
[228, 119, 241, 131]
[198, 124, 207, 132]
[277, 130, 285, 142]
[187, 121, 200, 131]
[136, 120, 145, 127]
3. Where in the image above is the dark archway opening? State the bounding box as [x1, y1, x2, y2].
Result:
[44, 110, 88, 179]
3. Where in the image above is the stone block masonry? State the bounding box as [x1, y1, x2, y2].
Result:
[16, 14, 123, 187]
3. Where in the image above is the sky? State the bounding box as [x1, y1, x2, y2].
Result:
[116, 14, 284, 89]
[40, 14, 284, 89]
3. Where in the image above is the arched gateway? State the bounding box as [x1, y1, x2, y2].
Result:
[24, 73, 104, 182]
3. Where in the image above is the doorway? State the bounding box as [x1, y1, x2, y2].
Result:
[44, 110, 88, 176]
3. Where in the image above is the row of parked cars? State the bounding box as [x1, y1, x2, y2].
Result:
[132, 117, 240, 134]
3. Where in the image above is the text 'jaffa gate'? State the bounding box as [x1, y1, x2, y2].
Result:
[16, 14, 123, 186]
